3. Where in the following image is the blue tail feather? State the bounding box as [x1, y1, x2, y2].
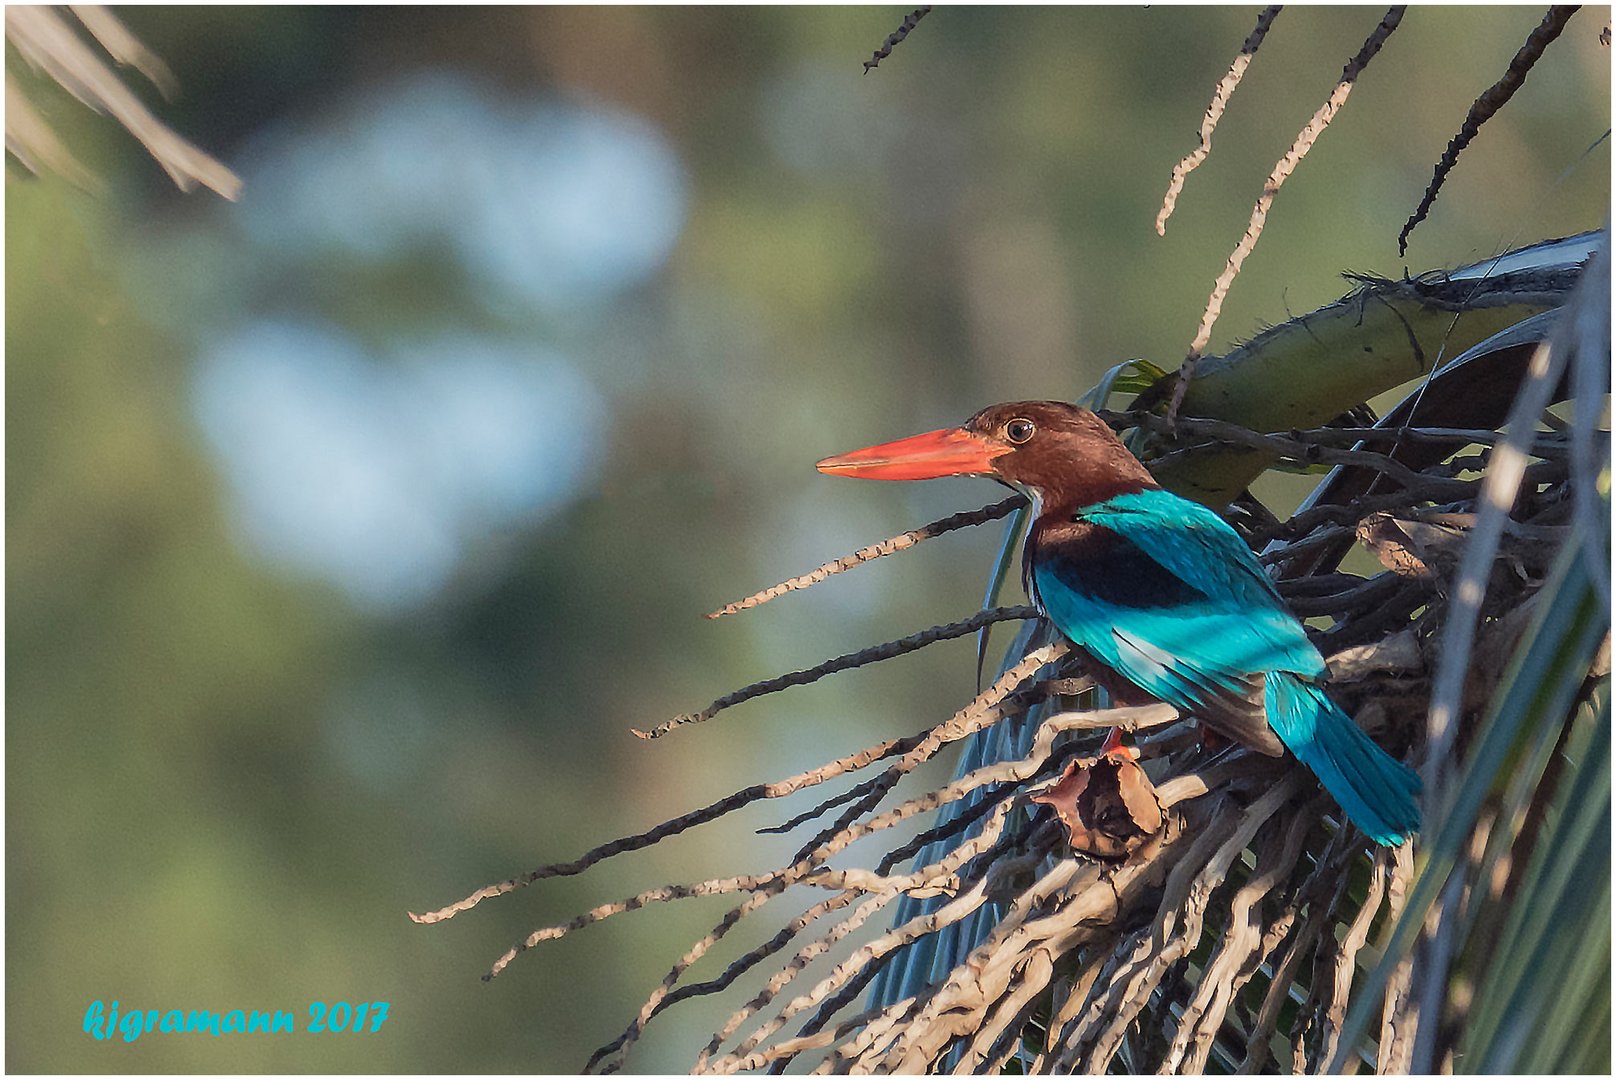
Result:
[1265, 673, 1421, 845]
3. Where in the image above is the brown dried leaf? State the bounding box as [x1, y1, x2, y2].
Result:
[1031, 749, 1165, 860]
[1357, 512, 1450, 577]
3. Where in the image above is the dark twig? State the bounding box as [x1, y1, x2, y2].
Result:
[590, 890, 776, 1070]
[1105, 410, 1462, 491]
[705, 497, 1024, 618]
[785, 643, 1068, 863]
[655, 890, 860, 1023]
[864, 6, 931, 72]
[1156, 6, 1283, 234]
[1237, 830, 1359, 1071]
[636, 605, 1040, 739]
[1254, 459, 1567, 547]
[874, 777, 1023, 875]
[763, 675, 1093, 840]
[1284, 570, 1406, 617]
[1166, 6, 1406, 424]
[1100, 410, 1571, 458]
[758, 778, 877, 836]
[1397, 6, 1582, 255]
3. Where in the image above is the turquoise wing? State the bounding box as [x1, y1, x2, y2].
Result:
[1032, 489, 1421, 844]
[1030, 489, 1325, 753]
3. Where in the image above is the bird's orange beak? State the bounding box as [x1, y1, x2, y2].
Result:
[816, 427, 1011, 481]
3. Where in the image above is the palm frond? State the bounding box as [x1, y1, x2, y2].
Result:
[5, 6, 239, 197]
[413, 230, 1608, 1073]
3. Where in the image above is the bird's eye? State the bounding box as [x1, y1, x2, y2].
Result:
[1005, 418, 1036, 444]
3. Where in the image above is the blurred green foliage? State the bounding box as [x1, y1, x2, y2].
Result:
[6, 6, 1608, 1071]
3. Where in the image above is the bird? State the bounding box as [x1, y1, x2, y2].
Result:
[816, 399, 1420, 845]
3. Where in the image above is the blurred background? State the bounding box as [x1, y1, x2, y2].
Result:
[6, 6, 1608, 1071]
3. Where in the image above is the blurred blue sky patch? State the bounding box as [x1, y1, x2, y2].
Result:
[193, 321, 608, 609]
[237, 70, 687, 310]
[188, 70, 686, 608]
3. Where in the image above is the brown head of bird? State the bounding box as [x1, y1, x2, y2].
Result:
[815, 400, 1157, 513]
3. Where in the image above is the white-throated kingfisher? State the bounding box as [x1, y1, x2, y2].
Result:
[817, 400, 1420, 845]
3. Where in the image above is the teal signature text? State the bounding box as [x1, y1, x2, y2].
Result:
[83, 1000, 391, 1043]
